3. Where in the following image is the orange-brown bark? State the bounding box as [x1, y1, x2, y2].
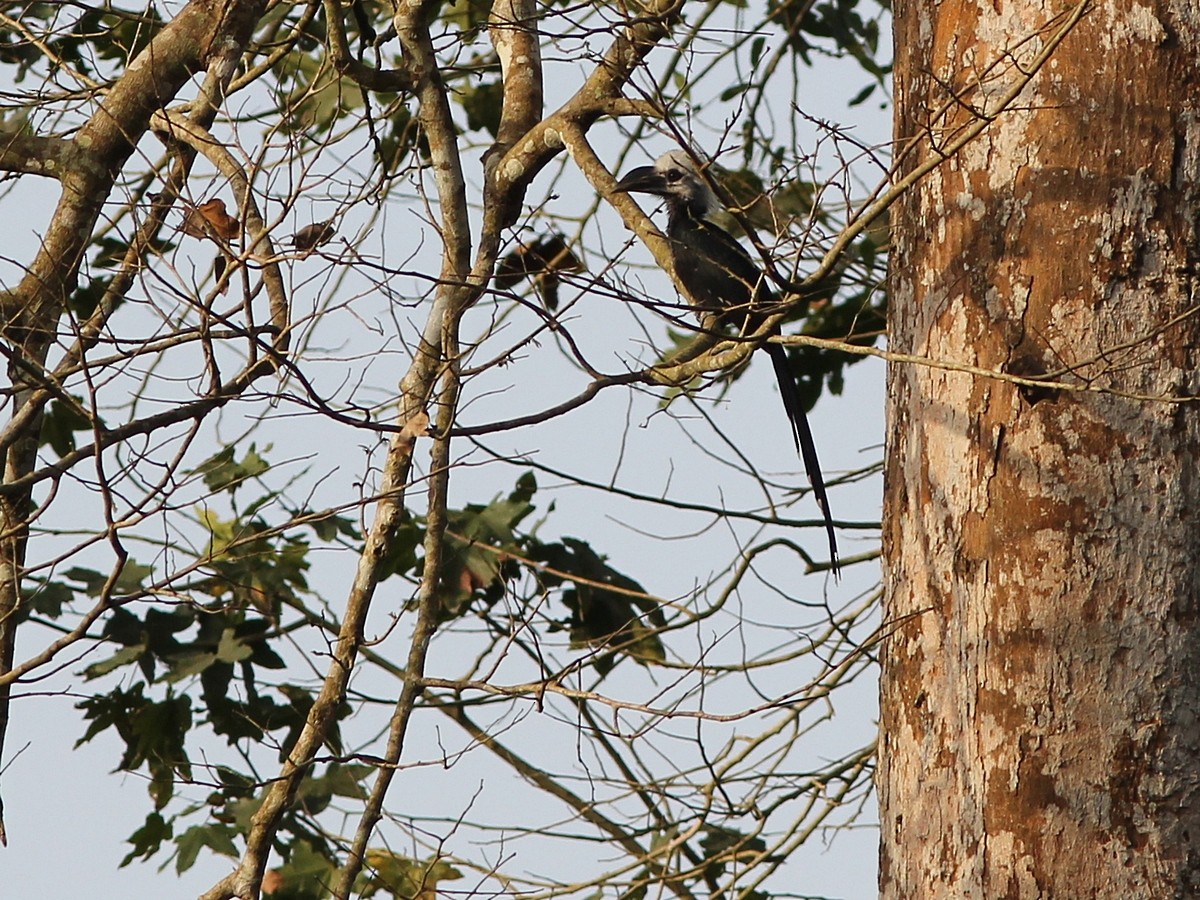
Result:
[881, 0, 1200, 896]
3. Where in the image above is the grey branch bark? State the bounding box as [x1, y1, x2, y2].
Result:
[0, 128, 73, 178]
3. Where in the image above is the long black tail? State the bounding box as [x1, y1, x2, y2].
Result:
[765, 343, 839, 575]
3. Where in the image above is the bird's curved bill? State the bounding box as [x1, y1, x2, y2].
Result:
[613, 166, 667, 195]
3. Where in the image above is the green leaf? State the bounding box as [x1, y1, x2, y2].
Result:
[378, 513, 423, 580]
[698, 826, 771, 880]
[39, 397, 92, 457]
[132, 694, 193, 768]
[76, 683, 145, 748]
[532, 537, 665, 673]
[268, 839, 338, 899]
[64, 566, 108, 595]
[719, 82, 748, 101]
[121, 812, 173, 867]
[25, 579, 72, 617]
[68, 273, 115, 318]
[114, 560, 154, 595]
[750, 35, 766, 68]
[60, 560, 152, 598]
[294, 770, 334, 816]
[199, 507, 236, 547]
[76, 686, 191, 808]
[163, 649, 218, 681]
[279, 50, 363, 134]
[324, 763, 373, 800]
[441, 0, 492, 35]
[248, 640, 287, 670]
[848, 82, 877, 106]
[358, 851, 463, 899]
[84, 643, 148, 679]
[175, 823, 239, 874]
[94, 7, 163, 63]
[460, 79, 503, 136]
[195, 444, 272, 495]
[308, 512, 361, 542]
[216, 628, 254, 664]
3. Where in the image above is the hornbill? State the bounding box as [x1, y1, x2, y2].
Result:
[615, 150, 838, 573]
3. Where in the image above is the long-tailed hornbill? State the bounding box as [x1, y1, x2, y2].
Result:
[615, 150, 838, 573]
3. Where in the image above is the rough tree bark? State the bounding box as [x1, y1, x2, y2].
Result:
[880, 0, 1200, 896]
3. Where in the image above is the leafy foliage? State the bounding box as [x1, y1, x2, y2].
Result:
[534, 537, 665, 673]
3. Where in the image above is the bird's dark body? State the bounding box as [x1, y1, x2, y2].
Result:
[666, 214, 765, 319]
[616, 151, 839, 573]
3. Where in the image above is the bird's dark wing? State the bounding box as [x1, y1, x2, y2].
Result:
[765, 342, 839, 573]
[668, 216, 767, 319]
[661, 207, 840, 573]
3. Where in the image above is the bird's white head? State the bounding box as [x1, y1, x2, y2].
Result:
[615, 149, 720, 218]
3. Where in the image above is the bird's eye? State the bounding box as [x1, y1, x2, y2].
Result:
[664, 169, 682, 183]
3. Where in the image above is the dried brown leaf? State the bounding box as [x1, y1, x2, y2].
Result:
[180, 198, 240, 241]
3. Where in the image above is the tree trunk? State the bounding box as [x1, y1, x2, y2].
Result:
[880, 0, 1200, 896]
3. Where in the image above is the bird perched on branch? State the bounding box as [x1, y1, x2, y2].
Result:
[615, 150, 838, 573]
